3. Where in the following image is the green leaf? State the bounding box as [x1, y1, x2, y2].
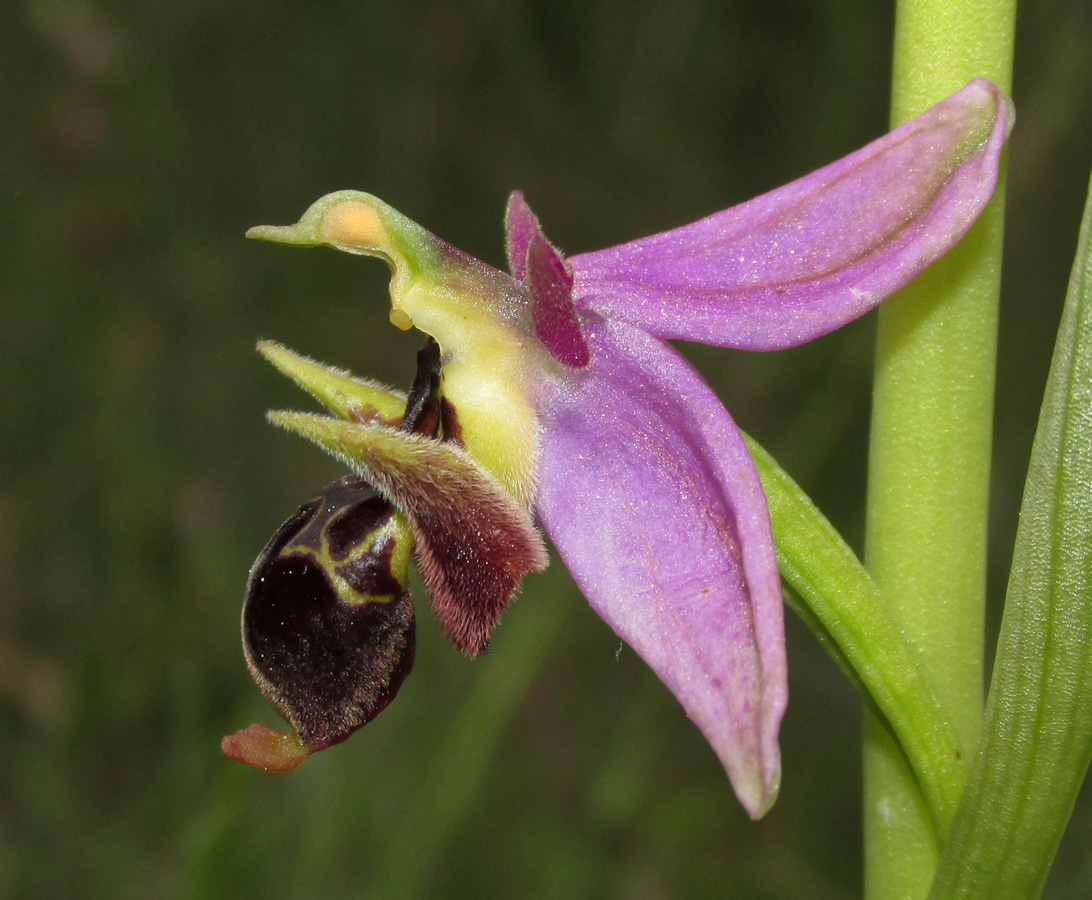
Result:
[929, 170, 1092, 899]
[745, 436, 966, 836]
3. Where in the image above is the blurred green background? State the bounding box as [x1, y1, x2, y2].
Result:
[2, 0, 1091, 897]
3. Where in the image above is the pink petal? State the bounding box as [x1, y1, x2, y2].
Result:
[570, 79, 1012, 350]
[532, 316, 787, 817]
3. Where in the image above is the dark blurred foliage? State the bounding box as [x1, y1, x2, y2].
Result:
[1, 0, 1090, 897]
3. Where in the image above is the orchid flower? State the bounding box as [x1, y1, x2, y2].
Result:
[223, 79, 1011, 819]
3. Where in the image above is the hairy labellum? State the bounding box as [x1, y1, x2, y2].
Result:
[223, 476, 415, 770]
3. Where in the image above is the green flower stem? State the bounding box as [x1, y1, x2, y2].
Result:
[929, 168, 1092, 900]
[745, 436, 965, 835]
[866, 1, 1015, 898]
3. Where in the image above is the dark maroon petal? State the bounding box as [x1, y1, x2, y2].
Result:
[267, 413, 549, 655]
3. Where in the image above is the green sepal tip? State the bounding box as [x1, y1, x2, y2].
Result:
[258, 340, 407, 426]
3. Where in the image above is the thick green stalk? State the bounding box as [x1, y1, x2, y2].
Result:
[864, 2, 1015, 898]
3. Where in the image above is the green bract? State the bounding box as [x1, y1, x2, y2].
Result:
[929, 169, 1092, 899]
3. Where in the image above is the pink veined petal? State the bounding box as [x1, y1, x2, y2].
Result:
[570, 79, 1012, 350]
[532, 315, 787, 818]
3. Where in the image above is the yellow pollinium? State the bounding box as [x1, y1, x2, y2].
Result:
[323, 200, 386, 251]
[248, 191, 543, 509]
[389, 308, 414, 331]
